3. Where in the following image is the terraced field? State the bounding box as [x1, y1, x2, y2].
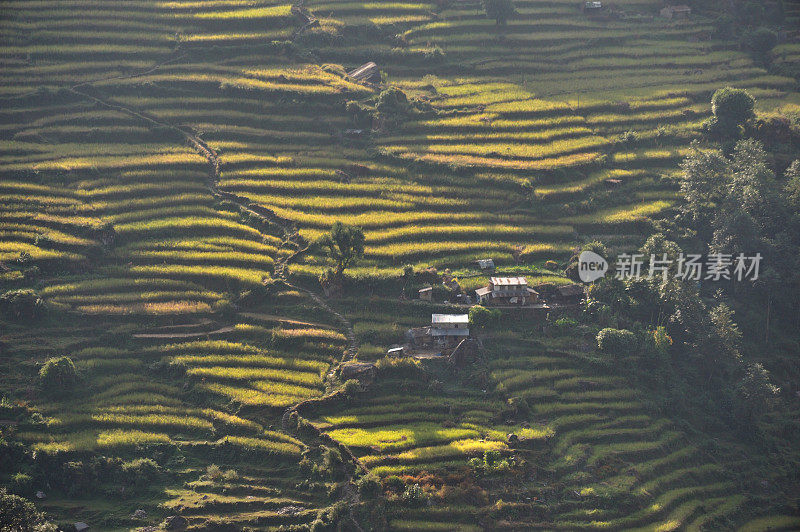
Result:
[1, 0, 799, 529]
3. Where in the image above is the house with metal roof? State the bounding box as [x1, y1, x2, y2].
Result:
[475, 277, 539, 306]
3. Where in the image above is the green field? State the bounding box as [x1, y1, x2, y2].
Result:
[1, 0, 799, 530]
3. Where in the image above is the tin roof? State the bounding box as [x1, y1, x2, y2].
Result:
[490, 277, 528, 287]
[431, 314, 469, 325]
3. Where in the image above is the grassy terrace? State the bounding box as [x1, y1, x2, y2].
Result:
[1, 0, 798, 529]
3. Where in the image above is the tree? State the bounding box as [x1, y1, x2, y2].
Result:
[0, 290, 45, 321]
[317, 222, 365, 278]
[38, 356, 78, 395]
[735, 362, 780, 422]
[710, 87, 755, 138]
[785, 160, 800, 212]
[482, 0, 515, 26]
[744, 27, 778, 58]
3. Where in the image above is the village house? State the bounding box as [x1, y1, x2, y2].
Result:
[660, 4, 691, 19]
[407, 314, 470, 351]
[431, 314, 470, 347]
[418, 286, 432, 301]
[475, 277, 539, 306]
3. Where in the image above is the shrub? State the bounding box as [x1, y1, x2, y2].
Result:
[711, 87, 755, 138]
[223, 469, 239, 482]
[375, 356, 423, 378]
[596, 328, 638, 356]
[38, 357, 78, 395]
[205, 464, 223, 481]
[121, 458, 160, 487]
[357, 474, 381, 499]
[383, 475, 405, 493]
[342, 379, 360, 397]
[0, 487, 57, 532]
[402, 483, 427, 507]
[0, 290, 45, 321]
[618, 130, 639, 147]
[212, 299, 236, 317]
[552, 317, 578, 333]
[376, 87, 410, 116]
[10, 472, 32, 496]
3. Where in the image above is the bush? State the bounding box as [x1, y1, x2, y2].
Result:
[552, 317, 578, 333]
[205, 464, 223, 481]
[469, 305, 501, 328]
[0, 487, 57, 532]
[596, 328, 638, 356]
[375, 356, 423, 378]
[342, 379, 360, 397]
[382, 475, 405, 493]
[376, 87, 409, 116]
[10, 472, 33, 496]
[121, 458, 160, 487]
[222, 469, 239, 482]
[38, 357, 78, 395]
[0, 290, 45, 321]
[402, 483, 427, 507]
[357, 474, 382, 499]
[212, 299, 236, 317]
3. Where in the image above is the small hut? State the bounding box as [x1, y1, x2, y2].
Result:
[347, 62, 381, 84]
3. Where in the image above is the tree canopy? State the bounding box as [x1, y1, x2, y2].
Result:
[710, 87, 756, 138]
[317, 222, 366, 277]
[482, 0, 515, 26]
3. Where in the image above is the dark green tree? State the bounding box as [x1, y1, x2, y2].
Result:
[710, 87, 756, 138]
[482, 0, 515, 25]
[744, 27, 778, 58]
[735, 362, 780, 422]
[317, 222, 365, 278]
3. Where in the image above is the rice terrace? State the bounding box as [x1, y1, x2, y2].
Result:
[1, 0, 800, 530]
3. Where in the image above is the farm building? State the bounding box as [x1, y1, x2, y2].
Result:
[660, 5, 691, 19]
[407, 314, 470, 350]
[475, 277, 539, 306]
[419, 286, 432, 301]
